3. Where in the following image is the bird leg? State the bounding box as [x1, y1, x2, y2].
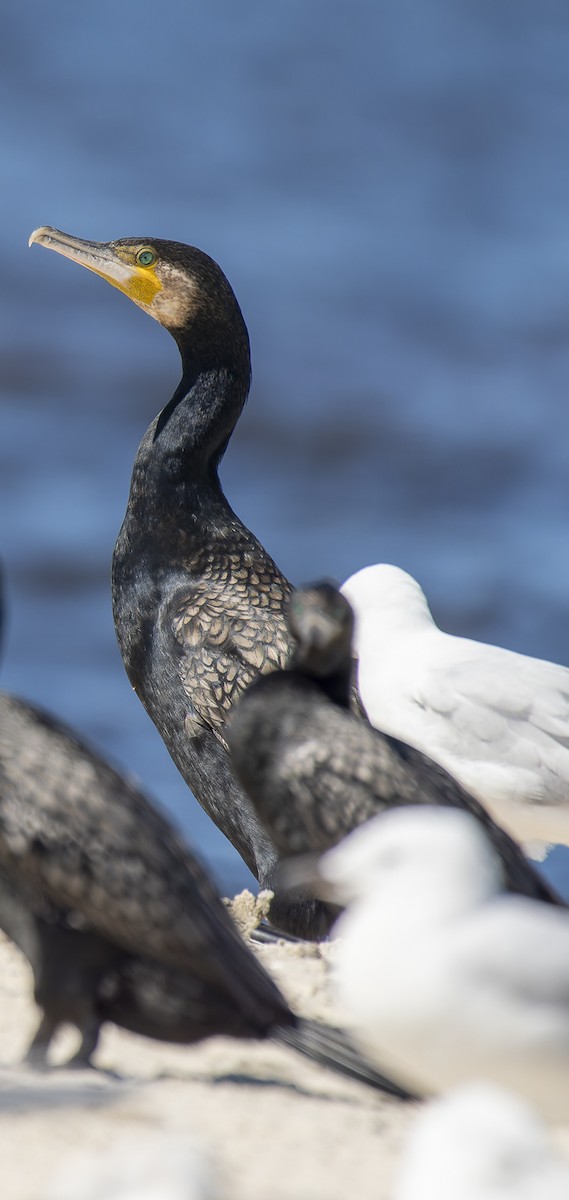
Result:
[23, 1012, 57, 1068]
[64, 1014, 101, 1068]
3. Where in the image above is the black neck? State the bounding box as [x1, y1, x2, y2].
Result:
[138, 296, 252, 477]
[159, 362, 248, 470]
[290, 650, 354, 710]
[316, 665, 354, 710]
[125, 353, 249, 516]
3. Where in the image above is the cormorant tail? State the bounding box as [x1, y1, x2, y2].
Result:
[271, 1017, 414, 1099]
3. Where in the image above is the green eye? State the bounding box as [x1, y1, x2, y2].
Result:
[136, 248, 156, 267]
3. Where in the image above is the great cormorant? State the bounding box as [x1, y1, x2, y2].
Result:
[0, 695, 409, 1090]
[226, 582, 562, 906]
[0, 576, 406, 1093]
[29, 226, 332, 939]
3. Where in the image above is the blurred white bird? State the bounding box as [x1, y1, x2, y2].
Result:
[341, 563, 569, 853]
[46, 1130, 216, 1200]
[393, 1082, 569, 1200]
[321, 805, 569, 1120]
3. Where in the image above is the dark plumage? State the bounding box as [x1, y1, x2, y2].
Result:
[0, 565, 406, 1092]
[0, 692, 279, 1052]
[227, 583, 563, 907]
[29, 227, 332, 939]
[0, 688, 412, 1094]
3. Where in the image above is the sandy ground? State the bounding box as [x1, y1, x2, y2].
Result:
[0, 907, 413, 1200]
[3, 899, 569, 1200]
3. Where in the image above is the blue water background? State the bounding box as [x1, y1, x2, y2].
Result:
[1, 0, 569, 892]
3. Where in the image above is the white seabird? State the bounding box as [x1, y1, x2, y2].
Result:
[322, 805, 569, 1121]
[393, 1082, 569, 1200]
[341, 563, 569, 852]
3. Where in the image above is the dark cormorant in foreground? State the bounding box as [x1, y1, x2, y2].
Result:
[29, 226, 332, 940]
[0, 579, 408, 1093]
[0, 693, 411, 1093]
[226, 583, 563, 906]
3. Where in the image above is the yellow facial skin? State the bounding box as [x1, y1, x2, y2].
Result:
[29, 226, 163, 309]
[30, 226, 202, 331]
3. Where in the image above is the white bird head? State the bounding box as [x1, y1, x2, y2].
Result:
[341, 564, 433, 634]
[319, 805, 505, 917]
[394, 1082, 569, 1200]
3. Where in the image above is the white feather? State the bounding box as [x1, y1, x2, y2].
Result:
[394, 1083, 569, 1199]
[324, 805, 569, 1120]
[342, 564, 569, 850]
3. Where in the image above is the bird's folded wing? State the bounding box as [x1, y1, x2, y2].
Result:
[417, 652, 569, 768]
[170, 591, 290, 747]
[0, 703, 251, 980]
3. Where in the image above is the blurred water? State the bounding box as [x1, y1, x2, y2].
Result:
[1, 0, 569, 890]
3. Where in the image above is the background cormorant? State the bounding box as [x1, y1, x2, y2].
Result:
[226, 582, 562, 906]
[29, 226, 333, 940]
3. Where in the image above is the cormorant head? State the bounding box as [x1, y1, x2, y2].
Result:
[287, 582, 354, 679]
[29, 227, 250, 373]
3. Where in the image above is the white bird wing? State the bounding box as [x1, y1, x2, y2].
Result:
[412, 635, 569, 804]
